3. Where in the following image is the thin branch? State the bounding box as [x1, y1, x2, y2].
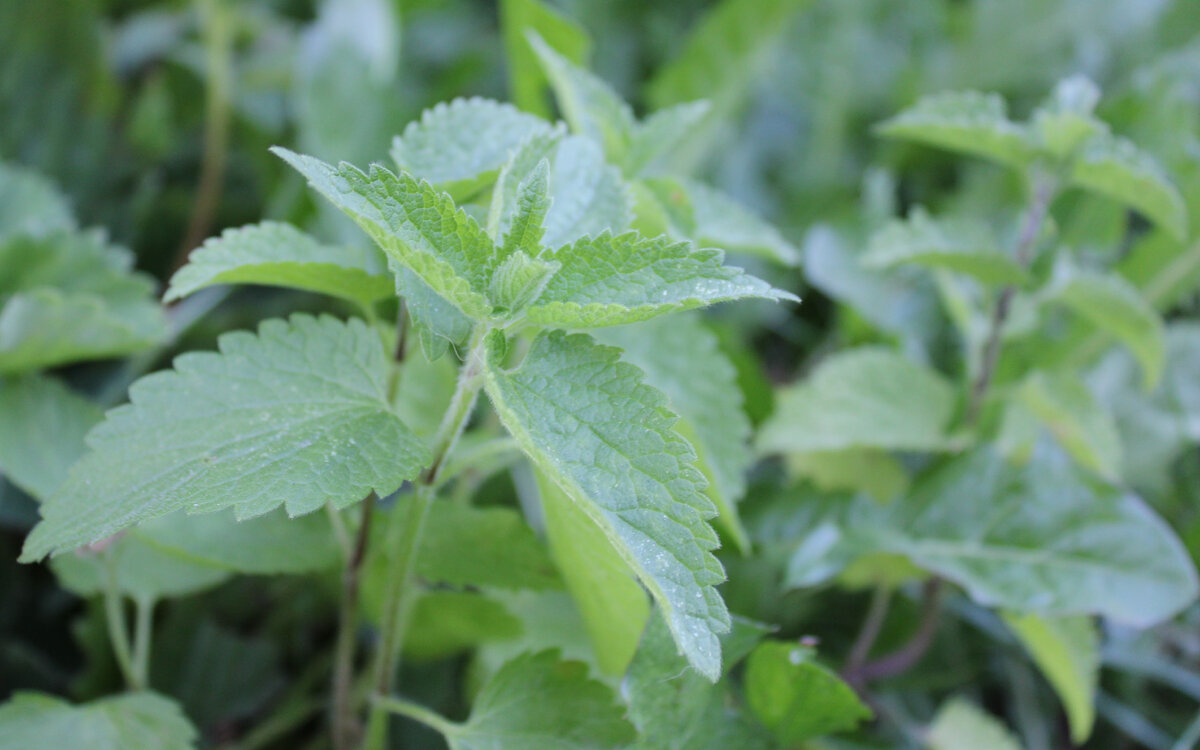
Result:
[103, 551, 141, 690]
[131, 597, 155, 690]
[331, 493, 375, 750]
[844, 584, 893, 678]
[847, 578, 945, 684]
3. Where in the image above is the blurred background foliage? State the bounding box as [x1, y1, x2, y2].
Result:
[3, 0, 1200, 748]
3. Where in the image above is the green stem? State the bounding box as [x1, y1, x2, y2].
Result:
[103, 551, 141, 690]
[131, 597, 154, 689]
[332, 494, 375, 750]
[372, 695, 459, 738]
[364, 328, 489, 750]
[175, 0, 233, 269]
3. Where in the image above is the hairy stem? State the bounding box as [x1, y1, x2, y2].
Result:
[175, 0, 233, 269]
[966, 176, 1056, 423]
[364, 328, 488, 750]
[103, 551, 141, 690]
[331, 494, 375, 750]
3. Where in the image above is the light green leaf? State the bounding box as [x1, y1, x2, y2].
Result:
[625, 615, 773, 750]
[522, 232, 796, 329]
[528, 31, 635, 166]
[626, 102, 712, 177]
[489, 250, 560, 315]
[863, 208, 1027, 284]
[483, 331, 730, 680]
[874, 447, 1198, 625]
[0, 692, 197, 750]
[395, 264, 475, 361]
[1017, 371, 1121, 479]
[445, 650, 635, 750]
[1002, 612, 1098, 743]
[50, 536, 230, 603]
[595, 314, 752, 552]
[499, 159, 552, 258]
[646, 0, 811, 170]
[273, 147, 497, 320]
[927, 699, 1021, 750]
[391, 334, 460, 437]
[403, 591, 523, 661]
[388, 97, 553, 200]
[785, 449, 909, 503]
[535, 469, 650, 676]
[133, 508, 341, 575]
[1071, 133, 1187, 240]
[500, 0, 591, 118]
[166, 221, 392, 306]
[0, 162, 75, 239]
[744, 642, 871, 743]
[0, 374, 101, 500]
[758, 348, 959, 455]
[22, 315, 430, 560]
[877, 90, 1037, 168]
[0, 231, 166, 373]
[1031, 75, 1105, 158]
[640, 178, 800, 265]
[540, 136, 631, 249]
[1048, 270, 1165, 388]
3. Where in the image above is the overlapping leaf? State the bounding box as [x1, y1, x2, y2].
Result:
[877, 90, 1038, 168]
[0, 691, 197, 750]
[743, 642, 871, 743]
[22, 315, 429, 560]
[483, 331, 730, 679]
[166, 221, 392, 306]
[0, 162, 75, 239]
[1002, 612, 1098, 743]
[927, 700, 1021, 750]
[522, 232, 795, 328]
[863, 208, 1027, 284]
[1071, 133, 1187, 240]
[0, 374, 101, 500]
[388, 97, 552, 200]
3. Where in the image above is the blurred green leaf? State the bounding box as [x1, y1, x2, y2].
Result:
[744, 642, 870, 742]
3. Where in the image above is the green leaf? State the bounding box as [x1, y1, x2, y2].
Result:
[863, 208, 1027, 284]
[1017, 371, 1121, 480]
[1071, 133, 1187, 240]
[528, 31, 635, 166]
[500, 0, 591, 118]
[0, 231, 166, 373]
[1048, 270, 1165, 388]
[744, 642, 871, 743]
[395, 264, 475, 361]
[877, 90, 1037, 168]
[0, 162, 75, 239]
[785, 449, 909, 503]
[410, 496, 562, 591]
[873, 447, 1198, 625]
[22, 315, 430, 560]
[626, 102, 712, 178]
[1002, 612, 1098, 743]
[404, 591, 523, 661]
[640, 178, 800, 265]
[646, 0, 812, 170]
[489, 250, 560, 315]
[535, 469, 651, 676]
[596, 313, 752, 552]
[0, 374, 101, 500]
[758, 347, 960, 455]
[927, 699, 1021, 750]
[0, 692, 197, 750]
[133, 508, 341, 575]
[522, 232, 796, 329]
[625, 615, 773, 750]
[446, 650, 635, 750]
[498, 159, 552, 258]
[483, 331, 730, 680]
[539, 136, 632, 249]
[388, 98, 553, 200]
[1030, 75, 1105, 158]
[50, 537, 230, 603]
[273, 147, 497, 320]
[166, 221, 392, 307]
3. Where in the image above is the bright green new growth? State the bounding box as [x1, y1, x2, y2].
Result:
[484, 331, 731, 680]
[743, 642, 871, 743]
[22, 315, 429, 560]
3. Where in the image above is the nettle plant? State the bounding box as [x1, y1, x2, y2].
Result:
[11, 37, 811, 750]
[758, 76, 1200, 742]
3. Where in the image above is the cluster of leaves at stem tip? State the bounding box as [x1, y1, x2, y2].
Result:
[3, 2, 1200, 748]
